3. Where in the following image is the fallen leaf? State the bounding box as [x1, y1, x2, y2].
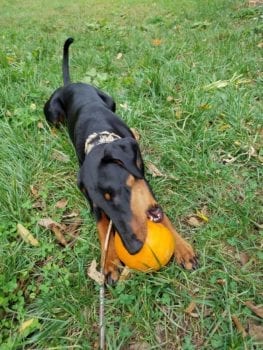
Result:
[64, 218, 82, 242]
[55, 198, 68, 209]
[51, 150, 70, 163]
[235, 251, 250, 266]
[217, 279, 226, 286]
[38, 217, 63, 229]
[30, 185, 39, 198]
[204, 80, 229, 90]
[186, 216, 204, 227]
[232, 315, 247, 337]
[222, 154, 237, 164]
[30, 103, 36, 111]
[32, 199, 45, 211]
[17, 224, 39, 246]
[130, 127, 140, 141]
[119, 266, 131, 281]
[119, 102, 129, 110]
[166, 95, 173, 102]
[19, 318, 40, 335]
[248, 321, 263, 341]
[218, 123, 231, 132]
[257, 41, 263, 48]
[62, 211, 79, 219]
[245, 301, 263, 318]
[51, 225, 68, 246]
[196, 210, 209, 223]
[175, 109, 183, 119]
[37, 121, 44, 129]
[7, 56, 15, 64]
[87, 259, 104, 285]
[146, 161, 165, 177]
[116, 52, 123, 60]
[199, 103, 212, 110]
[152, 38, 162, 46]
[204, 73, 252, 91]
[185, 301, 196, 313]
[19, 319, 34, 333]
[38, 218, 67, 246]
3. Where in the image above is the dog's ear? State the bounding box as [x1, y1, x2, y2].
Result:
[44, 88, 66, 125]
[96, 89, 116, 112]
[101, 138, 144, 179]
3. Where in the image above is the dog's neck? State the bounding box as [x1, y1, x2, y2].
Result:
[84, 131, 121, 155]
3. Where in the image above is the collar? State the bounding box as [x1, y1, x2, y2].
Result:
[84, 131, 121, 155]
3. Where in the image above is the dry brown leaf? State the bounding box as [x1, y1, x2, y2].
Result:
[248, 321, 263, 341]
[64, 219, 82, 245]
[236, 251, 250, 266]
[38, 218, 67, 246]
[32, 199, 45, 210]
[38, 217, 63, 229]
[217, 279, 226, 286]
[231, 315, 247, 337]
[146, 161, 165, 177]
[119, 266, 131, 281]
[245, 301, 263, 318]
[62, 211, 79, 219]
[17, 224, 39, 246]
[185, 301, 198, 318]
[51, 150, 70, 163]
[30, 185, 39, 198]
[130, 127, 140, 141]
[152, 39, 162, 46]
[185, 301, 196, 314]
[55, 198, 68, 209]
[51, 225, 68, 246]
[186, 216, 204, 227]
[87, 259, 104, 285]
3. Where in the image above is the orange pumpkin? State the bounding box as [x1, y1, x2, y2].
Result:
[114, 220, 175, 271]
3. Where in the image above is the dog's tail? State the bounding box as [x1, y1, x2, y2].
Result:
[62, 37, 74, 86]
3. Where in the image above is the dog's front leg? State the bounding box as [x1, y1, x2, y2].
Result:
[96, 211, 121, 284]
[162, 214, 198, 270]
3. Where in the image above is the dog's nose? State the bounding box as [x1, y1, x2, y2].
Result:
[147, 205, 164, 223]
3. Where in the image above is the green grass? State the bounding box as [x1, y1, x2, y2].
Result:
[0, 0, 262, 348]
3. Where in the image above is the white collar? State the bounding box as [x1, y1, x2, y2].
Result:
[84, 131, 121, 155]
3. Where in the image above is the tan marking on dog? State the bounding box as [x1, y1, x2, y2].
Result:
[104, 192, 111, 201]
[126, 174, 135, 188]
[129, 179, 157, 242]
[97, 212, 120, 281]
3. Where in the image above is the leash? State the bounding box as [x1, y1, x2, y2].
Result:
[99, 219, 113, 350]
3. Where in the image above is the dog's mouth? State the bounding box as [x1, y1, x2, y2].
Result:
[146, 205, 163, 223]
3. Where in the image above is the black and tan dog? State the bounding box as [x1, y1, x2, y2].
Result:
[44, 38, 198, 284]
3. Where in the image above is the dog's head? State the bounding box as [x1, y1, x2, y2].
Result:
[78, 137, 163, 254]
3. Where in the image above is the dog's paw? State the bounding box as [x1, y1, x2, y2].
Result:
[104, 259, 121, 285]
[174, 240, 198, 270]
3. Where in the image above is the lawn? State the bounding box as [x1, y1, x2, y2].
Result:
[0, 0, 262, 349]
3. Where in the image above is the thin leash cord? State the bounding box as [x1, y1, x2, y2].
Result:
[100, 219, 113, 350]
